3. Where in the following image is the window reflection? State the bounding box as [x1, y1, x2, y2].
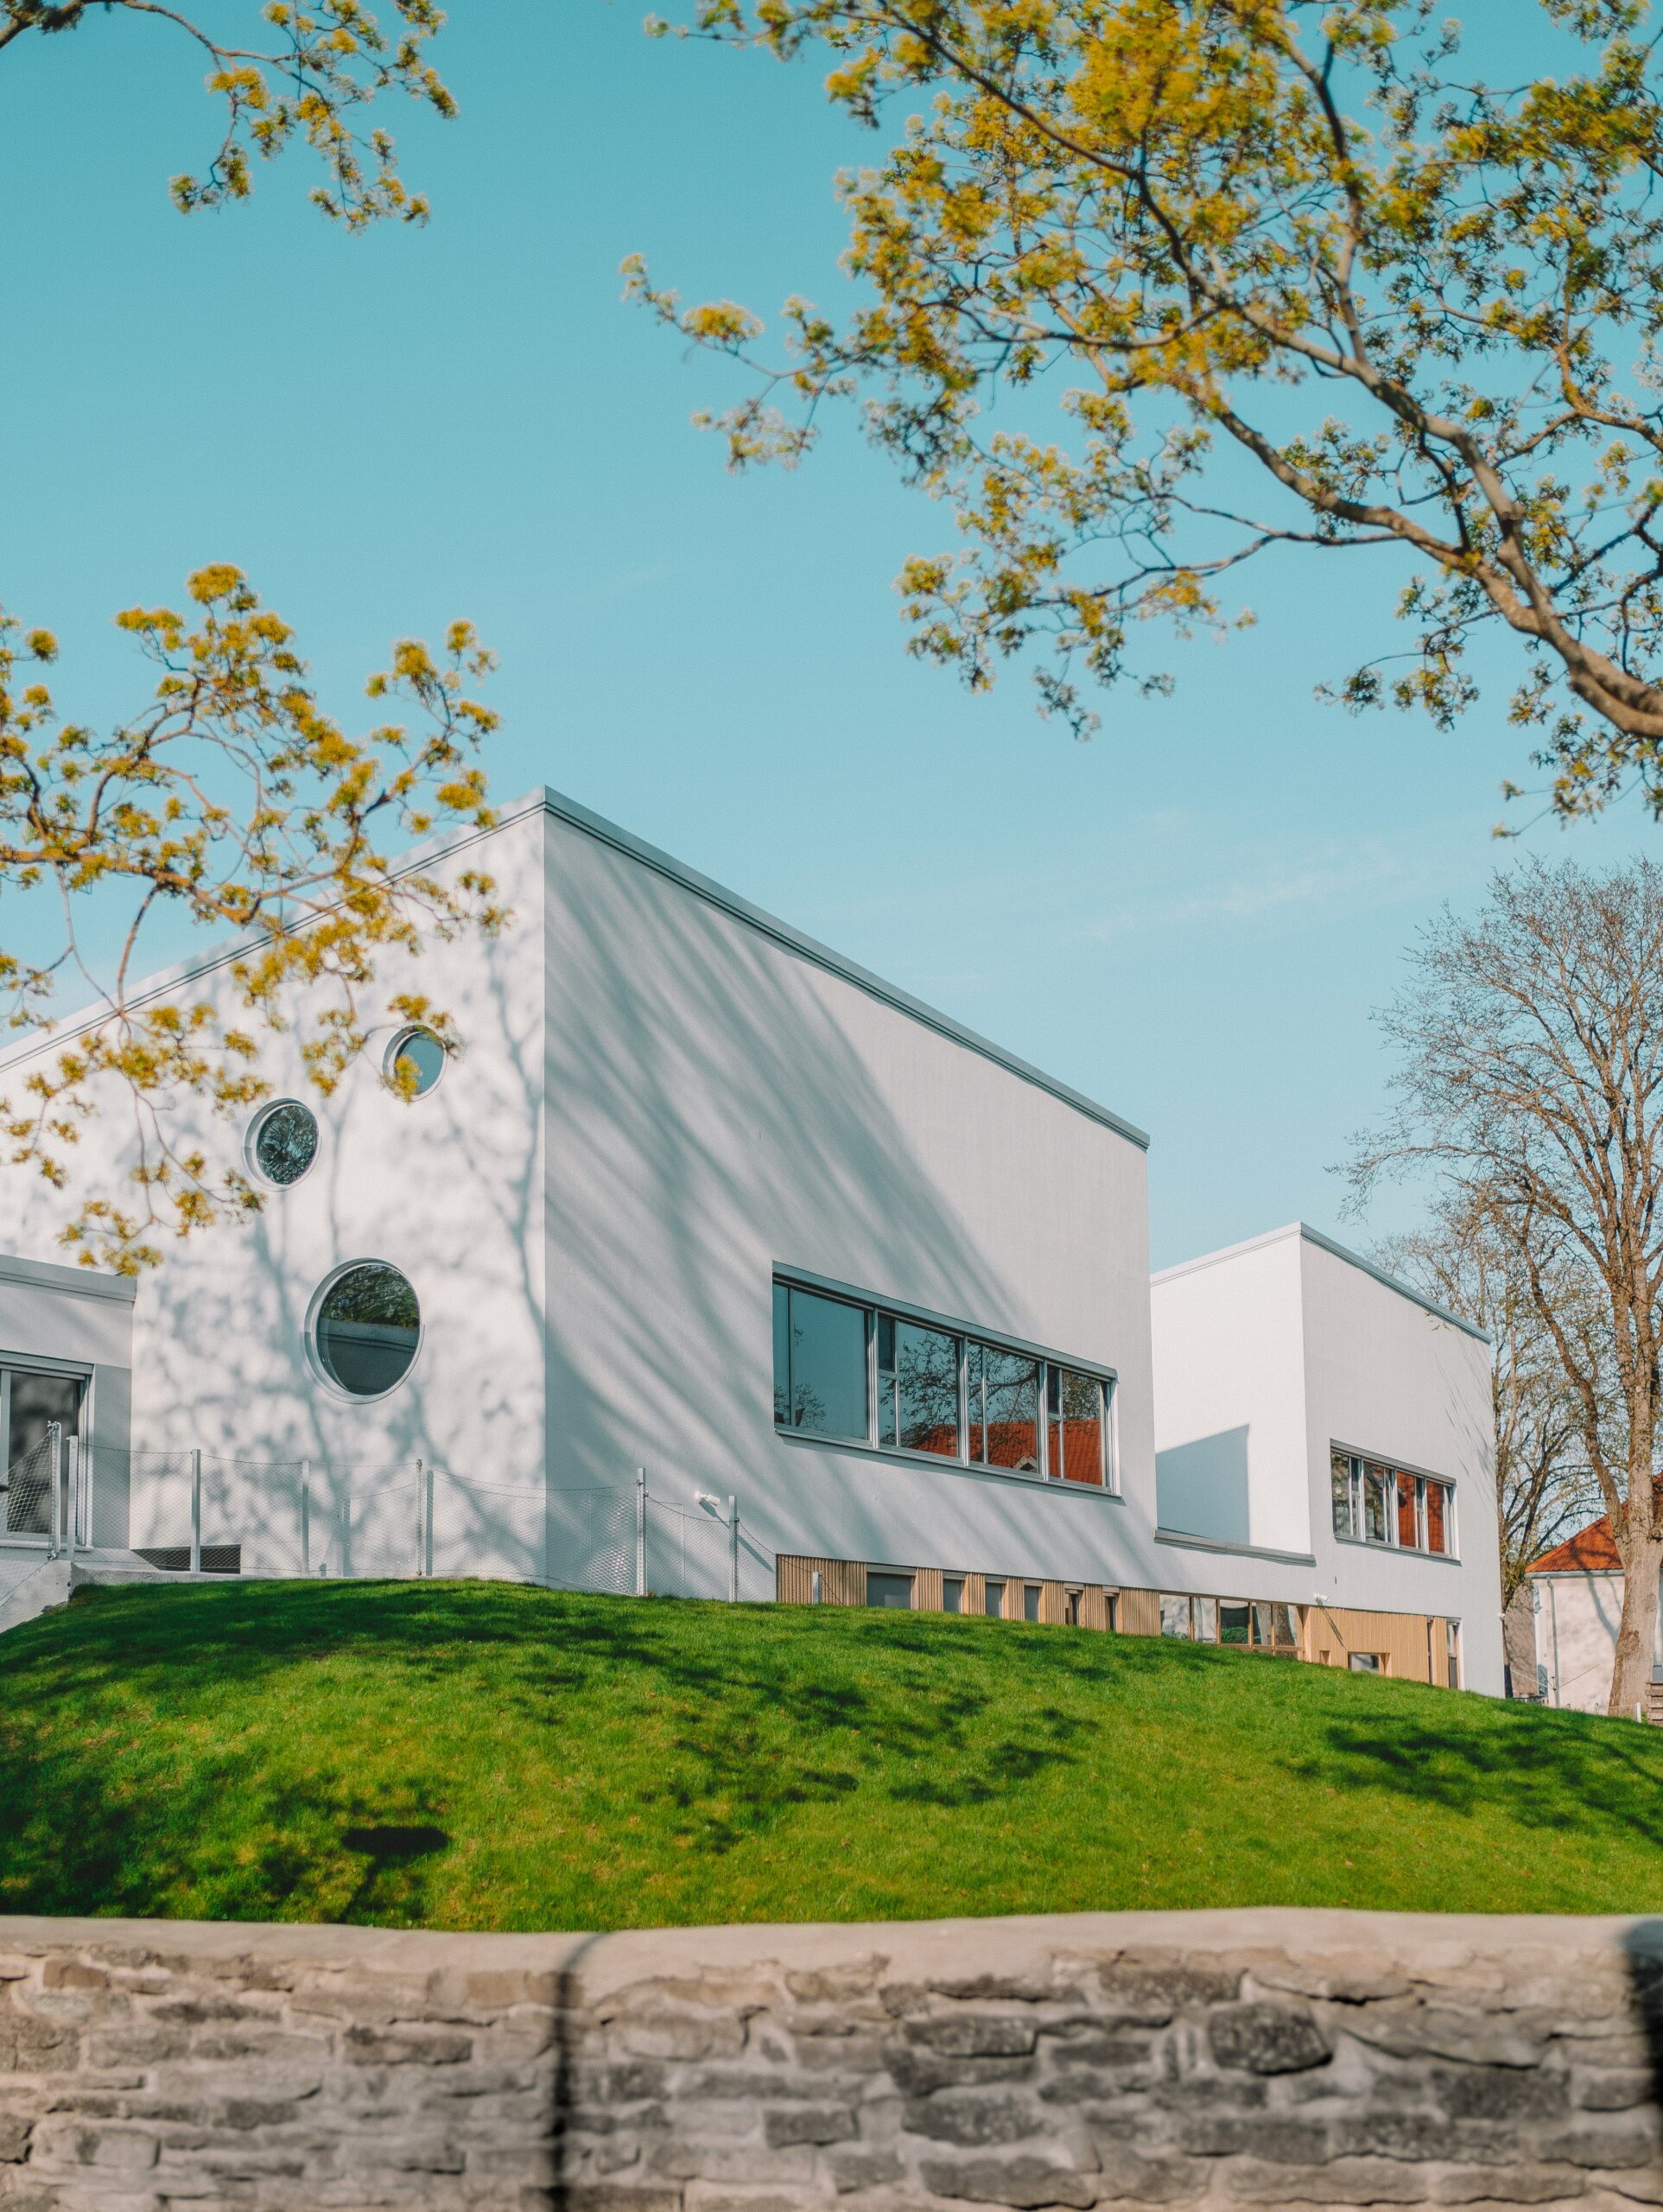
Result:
[778, 1287, 868, 1442]
[1047, 1366, 1105, 1484]
[981, 1347, 1039, 1471]
[879, 1317, 960, 1458]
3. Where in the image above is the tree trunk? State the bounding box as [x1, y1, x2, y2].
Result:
[1608, 1525, 1663, 1719]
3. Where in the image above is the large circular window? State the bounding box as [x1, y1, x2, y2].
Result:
[384, 1025, 447, 1098]
[310, 1262, 422, 1399]
[248, 1100, 319, 1188]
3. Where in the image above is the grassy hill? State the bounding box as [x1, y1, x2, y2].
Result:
[2, 1579, 1660, 1930]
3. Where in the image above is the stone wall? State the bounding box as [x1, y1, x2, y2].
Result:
[3, 1908, 1663, 2209]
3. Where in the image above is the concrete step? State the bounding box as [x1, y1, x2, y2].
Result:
[0, 1554, 70, 1635]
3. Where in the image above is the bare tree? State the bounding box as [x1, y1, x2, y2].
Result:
[1374, 1193, 1600, 1688]
[1351, 861, 1663, 1719]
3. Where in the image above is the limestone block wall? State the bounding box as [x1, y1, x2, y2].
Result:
[3, 1908, 1663, 2209]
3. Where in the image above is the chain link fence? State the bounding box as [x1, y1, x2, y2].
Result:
[4, 1437, 766, 1602]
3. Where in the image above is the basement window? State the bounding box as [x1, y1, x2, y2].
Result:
[943, 1575, 965, 1615]
[984, 1578, 1006, 1618]
[866, 1570, 915, 1610]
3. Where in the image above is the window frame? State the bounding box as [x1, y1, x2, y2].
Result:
[244, 1096, 321, 1191]
[304, 1257, 426, 1404]
[1329, 1442, 1460, 1560]
[771, 1268, 1119, 1493]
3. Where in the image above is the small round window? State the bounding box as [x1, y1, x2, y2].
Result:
[311, 1262, 422, 1399]
[248, 1100, 319, 1188]
[384, 1025, 447, 1098]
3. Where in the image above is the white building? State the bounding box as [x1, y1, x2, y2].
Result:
[1150, 1224, 1503, 1691]
[0, 788, 1504, 1690]
[1527, 1520, 1652, 1716]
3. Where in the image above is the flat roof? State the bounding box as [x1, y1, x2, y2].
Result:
[0, 1251, 137, 1305]
[0, 785, 1150, 1149]
[1152, 1220, 1490, 1344]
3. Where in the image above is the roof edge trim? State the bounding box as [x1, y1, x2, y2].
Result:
[537, 787, 1150, 1148]
[1152, 1219, 1490, 1344]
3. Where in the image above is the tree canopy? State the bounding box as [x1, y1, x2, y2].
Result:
[0, 0, 454, 226]
[0, 3, 486, 1271]
[636, 0, 1663, 819]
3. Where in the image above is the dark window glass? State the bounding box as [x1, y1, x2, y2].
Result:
[1363, 1463, 1388, 1543]
[781, 1289, 868, 1442]
[1425, 1482, 1450, 1555]
[1023, 1583, 1041, 1622]
[1219, 1602, 1250, 1647]
[1330, 1450, 1355, 1537]
[897, 1319, 961, 1456]
[1065, 1588, 1082, 1625]
[867, 1570, 915, 1609]
[966, 1340, 985, 1461]
[981, 1347, 1040, 1471]
[387, 1025, 446, 1097]
[1159, 1593, 1192, 1639]
[1446, 1618, 1461, 1688]
[314, 1263, 421, 1398]
[772, 1282, 790, 1425]
[876, 1313, 898, 1446]
[984, 1577, 1006, 1619]
[1048, 1366, 1105, 1485]
[251, 1100, 318, 1187]
[943, 1575, 964, 1616]
[1349, 1651, 1383, 1674]
[1396, 1471, 1419, 1549]
[4, 1370, 82, 1535]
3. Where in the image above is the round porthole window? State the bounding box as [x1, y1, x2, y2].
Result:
[247, 1100, 319, 1188]
[384, 1025, 447, 1098]
[309, 1262, 422, 1400]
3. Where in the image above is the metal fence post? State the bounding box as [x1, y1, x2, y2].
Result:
[635, 1467, 646, 1598]
[423, 1460, 434, 1580]
[414, 1459, 426, 1578]
[189, 1447, 202, 1575]
[48, 1422, 61, 1560]
[301, 1458, 311, 1576]
[67, 1436, 82, 1553]
[728, 1494, 739, 1604]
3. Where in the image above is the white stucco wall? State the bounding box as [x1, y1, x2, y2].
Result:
[537, 799, 1158, 1597]
[1149, 1233, 1309, 1554]
[0, 801, 549, 1572]
[1531, 1570, 1661, 1715]
[1149, 1225, 1504, 1694]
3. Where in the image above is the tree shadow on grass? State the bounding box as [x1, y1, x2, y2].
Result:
[0, 1581, 1098, 1921]
[1285, 1696, 1663, 1851]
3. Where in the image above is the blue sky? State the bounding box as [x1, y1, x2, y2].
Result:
[1, 2, 1651, 1268]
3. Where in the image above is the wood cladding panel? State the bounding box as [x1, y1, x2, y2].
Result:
[1119, 1588, 1162, 1637]
[914, 1567, 944, 1613]
[776, 1555, 866, 1607]
[1079, 1585, 1111, 1632]
[1039, 1581, 1067, 1626]
[1306, 1603, 1437, 1681]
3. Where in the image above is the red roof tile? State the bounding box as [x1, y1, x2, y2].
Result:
[1529, 1516, 1622, 1574]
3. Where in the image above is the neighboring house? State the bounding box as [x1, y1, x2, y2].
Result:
[1527, 1519, 1650, 1717]
[1151, 1224, 1503, 1693]
[0, 786, 1505, 1691]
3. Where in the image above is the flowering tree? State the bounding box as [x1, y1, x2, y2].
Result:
[636, 0, 1663, 818]
[0, 5, 495, 1272]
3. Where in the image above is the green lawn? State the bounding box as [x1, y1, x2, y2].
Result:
[1, 1579, 1659, 1929]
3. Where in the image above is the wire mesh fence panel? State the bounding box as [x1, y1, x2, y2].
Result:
[646, 1497, 735, 1602]
[432, 1471, 545, 1584]
[106, 1447, 201, 1562]
[3, 1436, 54, 1542]
[199, 1454, 305, 1577]
[335, 1476, 423, 1580]
[543, 1485, 638, 1595]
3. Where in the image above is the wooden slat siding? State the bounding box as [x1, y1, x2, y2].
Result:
[1039, 1580, 1067, 1625]
[1119, 1587, 1162, 1637]
[914, 1567, 944, 1612]
[1307, 1603, 1438, 1681]
[776, 1555, 866, 1607]
[1080, 1586, 1111, 1632]
[962, 1573, 987, 1620]
[1430, 1617, 1448, 1688]
[1002, 1578, 1024, 1623]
